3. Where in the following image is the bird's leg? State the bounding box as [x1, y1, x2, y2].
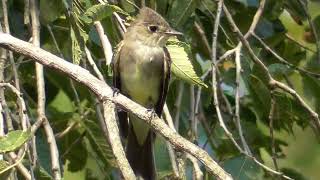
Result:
[112, 87, 121, 97]
[146, 108, 158, 119]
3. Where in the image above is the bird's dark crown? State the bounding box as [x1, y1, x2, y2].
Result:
[133, 7, 170, 28]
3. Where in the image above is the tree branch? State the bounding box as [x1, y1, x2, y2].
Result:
[0, 33, 232, 180]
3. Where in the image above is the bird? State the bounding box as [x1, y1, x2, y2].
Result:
[112, 7, 182, 180]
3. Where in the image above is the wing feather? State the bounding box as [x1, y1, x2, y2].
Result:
[155, 47, 171, 116]
[112, 41, 128, 138]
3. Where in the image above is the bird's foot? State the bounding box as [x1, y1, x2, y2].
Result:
[146, 108, 158, 120]
[112, 87, 120, 97]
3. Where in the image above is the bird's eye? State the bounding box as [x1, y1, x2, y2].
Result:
[148, 25, 158, 33]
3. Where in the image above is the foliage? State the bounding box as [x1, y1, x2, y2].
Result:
[1, 0, 320, 179]
[0, 130, 31, 153]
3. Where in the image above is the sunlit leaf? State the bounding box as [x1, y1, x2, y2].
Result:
[167, 38, 208, 88]
[81, 4, 128, 24]
[0, 130, 31, 153]
[0, 160, 11, 179]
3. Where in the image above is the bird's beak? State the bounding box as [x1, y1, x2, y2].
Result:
[164, 29, 183, 36]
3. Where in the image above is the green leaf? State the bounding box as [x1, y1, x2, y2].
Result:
[81, 4, 128, 24]
[284, 0, 307, 24]
[167, 38, 208, 88]
[71, 27, 84, 65]
[281, 168, 308, 180]
[40, 0, 64, 24]
[82, 119, 116, 168]
[34, 166, 53, 180]
[69, 0, 90, 64]
[0, 160, 11, 179]
[0, 130, 31, 153]
[223, 156, 263, 180]
[245, 75, 271, 121]
[168, 0, 198, 26]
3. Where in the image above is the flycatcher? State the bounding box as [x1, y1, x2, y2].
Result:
[112, 7, 182, 180]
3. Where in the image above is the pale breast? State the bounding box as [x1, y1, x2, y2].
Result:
[119, 42, 164, 108]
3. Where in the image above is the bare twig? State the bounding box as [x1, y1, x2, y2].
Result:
[24, 0, 30, 24]
[1, 0, 20, 90]
[165, 103, 203, 179]
[84, 46, 105, 81]
[297, 0, 320, 63]
[253, 33, 320, 78]
[194, 22, 212, 56]
[102, 100, 135, 179]
[47, 25, 64, 58]
[0, 54, 30, 178]
[271, 80, 320, 129]
[234, 46, 251, 155]
[8, 152, 31, 180]
[0, 33, 233, 180]
[163, 104, 180, 178]
[189, 85, 197, 142]
[174, 82, 184, 130]
[0, 150, 26, 175]
[94, 22, 113, 65]
[285, 33, 316, 53]
[186, 154, 203, 180]
[0, 83, 28, 129]
[230, 0, 266, 156]
[268, 91, 279, 172]
[30, 0, 61, 179]
[245, 0, 266, 37]
[0, 41, 9, 136]
[212, 0, 244, 152]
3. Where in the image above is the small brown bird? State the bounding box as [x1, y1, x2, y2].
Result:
[112, 7, 182, 180]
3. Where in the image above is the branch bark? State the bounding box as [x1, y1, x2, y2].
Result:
[0, 33, 233, 180]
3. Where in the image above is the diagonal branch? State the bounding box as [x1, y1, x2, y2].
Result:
[0, 33, 233, 180]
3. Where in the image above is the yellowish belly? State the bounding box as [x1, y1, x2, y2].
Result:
[119, 44, 164, 145]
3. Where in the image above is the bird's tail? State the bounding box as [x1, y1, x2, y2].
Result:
[126, 126, 155, 180]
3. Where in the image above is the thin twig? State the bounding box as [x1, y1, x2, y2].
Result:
[285, 33, 316, 53]
[297, 0, 320, 63]
[212, 0, 244, 152]
[174, 82, 184, 130]
[186, 154, 203, 180]
[30, 0, 61, 179]
[24, 0, 30, 25]
[234, 46, 251, 155]
[253, 33, 320, 78]
[102, 100, 135, 179]
[0, 83, 28, 129]
[164, 103, 203, 179]
[244, 0, 266, 37]
[1, 0, 20, 90]
[268, 91, 279, 173]
[189, 85, 197, 142]
[272, 80, 320, 130]
[94, 22, 113, 65]
[8, 152, 31, 180]
[47, 25, 64, 58]
[163, 104, 180, 178]
[84, 46, 105, 81]
[0, 150, 26, 175]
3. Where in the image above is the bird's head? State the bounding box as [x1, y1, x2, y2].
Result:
[125, 7, 182, 47]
